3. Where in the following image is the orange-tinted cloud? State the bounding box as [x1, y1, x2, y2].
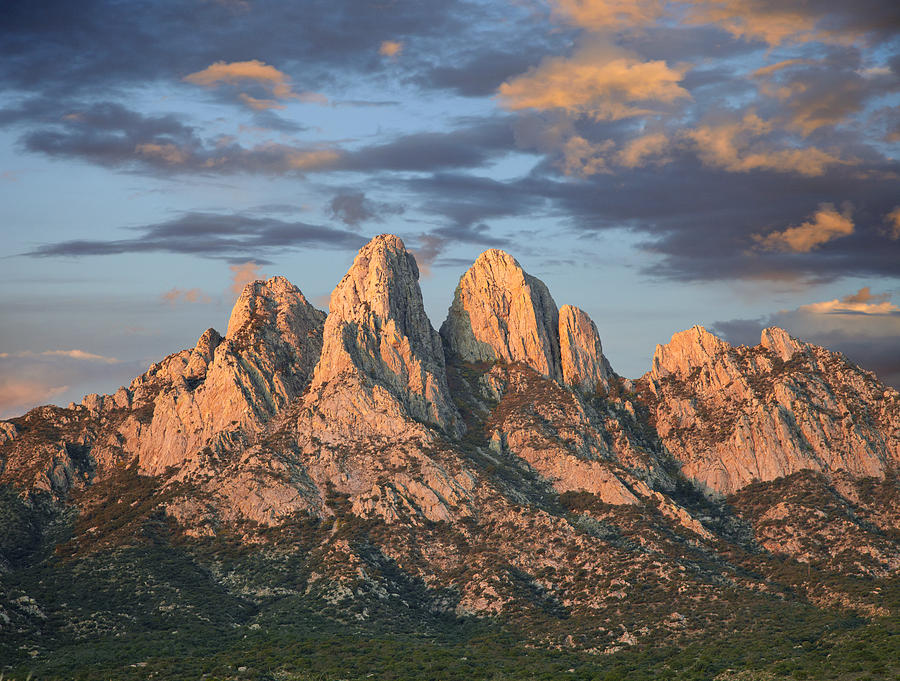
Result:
[230, 261, 263, 294]
[755, 204, 854, 253]
[616, 132, 669, 167]
[184, 59, 328, 109]
[683, 0, 819, 46]
[498, 46, 689, 121]
[551, 0, 663, 30]
[135, 142, 189, 164]
[560, 135, 614, 176]
[0, 381, 68, 418]
[886, 207, 900, 240]
[379, 40, 404, 58]
[684, 113, 848, 176]
[800, 287, 899, 315]
[161, 287, 212, 305]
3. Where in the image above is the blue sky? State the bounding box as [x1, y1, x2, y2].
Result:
[1, 0, 899, 417]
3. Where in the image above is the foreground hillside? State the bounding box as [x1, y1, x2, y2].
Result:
[1, 235, 898, 680]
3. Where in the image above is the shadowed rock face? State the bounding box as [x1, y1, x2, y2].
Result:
[308, 233, 460, 435]
[644, 326, 900, 495]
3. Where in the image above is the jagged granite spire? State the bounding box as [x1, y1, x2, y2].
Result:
[559, 304, 613, 393]
[644, 325, 900, 494]
[441, 249, 563, 380]
[308, 234, 460, 434]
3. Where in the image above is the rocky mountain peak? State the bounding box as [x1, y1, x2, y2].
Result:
[558, 305, 613, 393]
[760, 326, 807, 361]
[441, 249, 562, 380]
[225, 275, 321, 344]
[308, 234, 460, 433]
[650, 325, 732, 379]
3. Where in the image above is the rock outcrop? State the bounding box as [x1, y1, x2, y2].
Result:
[559, 305, 613, 393]
[305, 234, 460, 436]
[441, 250, 562, 380]
[644, 326, 900, 495]
[83, 277, 326, 475]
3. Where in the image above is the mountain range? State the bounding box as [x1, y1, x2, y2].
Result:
[1, 234, 898, 680]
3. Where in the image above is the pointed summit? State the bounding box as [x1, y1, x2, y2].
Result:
[309, 234, 460, 433]
[650, 325, 732, 379]
[441, 249, 562, 380]
[760, 326, 807, 361]
[559, 305, 613, 393]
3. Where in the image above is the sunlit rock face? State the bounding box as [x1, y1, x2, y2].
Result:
[644, 326, 900, 495]
[441, 249, 563, 380]
[559, 304, 613, 394]
[100, 276, 326, 475]
[306, 233, 461, 436]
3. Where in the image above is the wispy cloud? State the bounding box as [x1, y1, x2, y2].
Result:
[230, 261, 264, 295]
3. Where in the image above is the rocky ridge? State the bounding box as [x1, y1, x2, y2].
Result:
[1, 234, 899, 665]
[643, 325, 900, 495]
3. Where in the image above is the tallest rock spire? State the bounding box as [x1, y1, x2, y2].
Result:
[308, 234, 460, 434]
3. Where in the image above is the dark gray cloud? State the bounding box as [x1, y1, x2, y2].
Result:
[328, 191, 404, 227]
[421, 50, 545, 97]
[338, 118, 516, 172]
[0, 0, 473, 97]
[23, 212, 366, 260]
[7, 100, 516, 176]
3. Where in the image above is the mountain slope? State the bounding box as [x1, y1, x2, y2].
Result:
[0, 234, 898, 679]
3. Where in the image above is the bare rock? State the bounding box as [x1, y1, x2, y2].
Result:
[644, 326, 900, 494]
[559, 305, 613, 393]
[118, 277, 325, 474]
[441, 249, 562, 380]
[308, 234, 460, 434]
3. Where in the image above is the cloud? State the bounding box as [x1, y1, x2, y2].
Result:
[686, 0, 900, 46]
[0, 350, 122, 364]
[498, 45, 690, 121]
[0, 350, 140, 418]
[183, 60, 327, 110]
[10, 102, 512, 177]
[751, 52, 900, 135]
[183, 59, 328, 111]
[616, 132, 670, 167]
[328, 191, 404, 227]
[230, 262, 263, 295]
[407, 234, 445, 277]
[161, 288, 212, 305]
[551, 0, 664, 30]
[755, 204, 854, 253]
[800, 287, 899, 315]
[683, 112, 849, 176]
[712, 287, 900, 388]
[379, 40, 403, 58]
[23, 212, 367, 261]
[886, 207, 900, 240]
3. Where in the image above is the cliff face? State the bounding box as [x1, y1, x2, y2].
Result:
[306, 234, 460, 437]
[643, 325, 900, 495]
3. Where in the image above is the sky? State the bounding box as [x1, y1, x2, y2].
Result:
[1, 0, 899, 418]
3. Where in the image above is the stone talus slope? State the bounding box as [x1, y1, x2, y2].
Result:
[642, 325, 900, 495]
